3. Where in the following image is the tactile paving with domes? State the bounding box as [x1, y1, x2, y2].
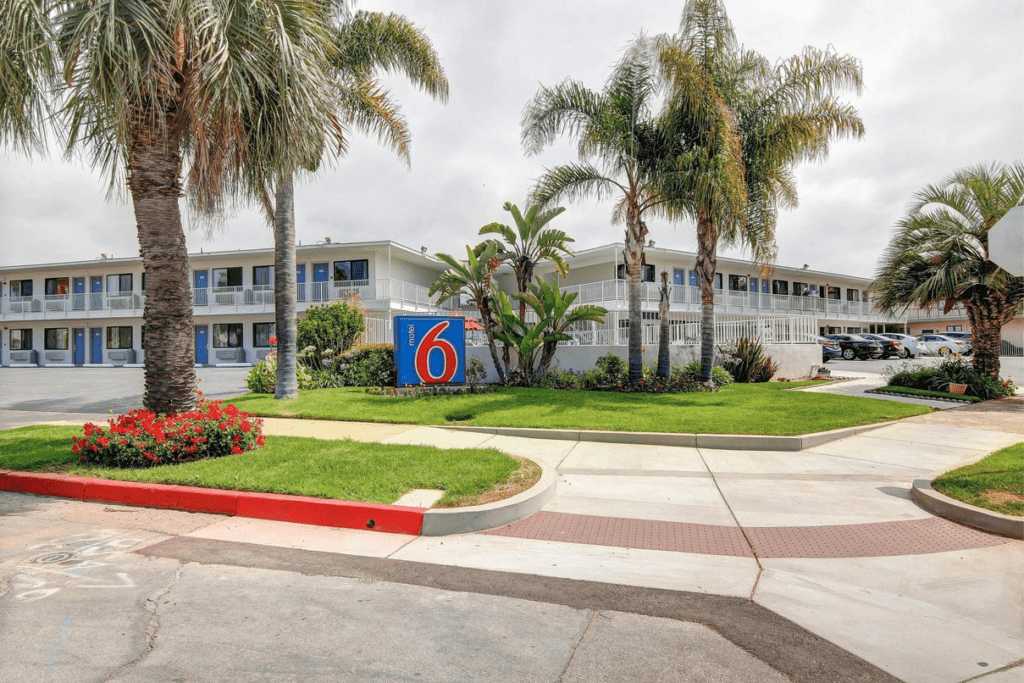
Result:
[482, 511, 1008, 559]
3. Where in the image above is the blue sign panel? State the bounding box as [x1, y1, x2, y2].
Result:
[394, 316, 466, 386]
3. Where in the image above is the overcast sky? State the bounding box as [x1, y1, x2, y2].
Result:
[1, 0, 1021, 279]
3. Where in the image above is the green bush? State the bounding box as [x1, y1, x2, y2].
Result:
[674, 360, 734, 387]
[337, 344, 396, 387]
[595, 352, 628, 385]
[245, 354, 314, 394]
[466, 357, 487, 390]
[297, 301, 366, 368]
[535, 369, 582, 390]
[884, 357, 1015, 400]
[720, 338, 779, 383]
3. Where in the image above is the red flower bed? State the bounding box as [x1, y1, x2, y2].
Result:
[72, 400, 265, 468]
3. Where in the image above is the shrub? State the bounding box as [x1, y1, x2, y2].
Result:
[720, 338, 779, 383]
[674, 360, 734, 387]
[883, 357, 1015, 400]
[72, 400, 264, 468]
[245, 351, 314, 394]
[297, 301, 366, 368]
[594, 352, 628, 385]
[535, 369, 582, 390]
[337, 344, 397, 387]
[465, 357, 487, 390]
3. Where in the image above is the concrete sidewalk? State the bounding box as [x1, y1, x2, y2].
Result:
[2, 398, 1022, 682]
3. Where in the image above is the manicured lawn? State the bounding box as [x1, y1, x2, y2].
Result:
[0, 425, 536, 508]
[227, 383, 931, 436]
[872, 386, 983, 403]
[932, 442, 1024, 517]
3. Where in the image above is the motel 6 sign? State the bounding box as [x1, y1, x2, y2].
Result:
[394, 316, 466, 386]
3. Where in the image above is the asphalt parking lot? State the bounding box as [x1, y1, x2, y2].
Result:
[822, 354, 1023, 385]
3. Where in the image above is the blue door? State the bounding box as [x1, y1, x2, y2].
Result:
[296, 265, 306, 302]
[195, 326, 208, 364]
[90, 276, 103, 310]
[313, 263, 329, 301]
[73, 328, 85, 365]
[749, 278, 758, 293]
[194, 270, 208, 306]
[688, 270, 699, 287]
[90, 328, 103, 363]
[73, 278, 86, 310]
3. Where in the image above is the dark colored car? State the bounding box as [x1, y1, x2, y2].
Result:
[826, 334, 885, 360]
[859, 333, 904, 359]
[818, 336, 841, 362]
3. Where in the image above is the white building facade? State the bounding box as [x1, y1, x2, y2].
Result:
[2, 239, 907, 370]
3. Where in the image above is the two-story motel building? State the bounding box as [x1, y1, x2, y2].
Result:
[2, 239, 911, 368]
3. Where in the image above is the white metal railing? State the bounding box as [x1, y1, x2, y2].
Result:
[2, 291, 146, 317]
[559, 279, 890, 321]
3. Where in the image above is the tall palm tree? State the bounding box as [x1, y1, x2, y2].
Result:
[55, 0, 337, 414]
[659, 0, 865, 381]
[243, 7, 448, 399]
[0, 0, 56, 151]
[522, 35, 730, 383]
[875, 161, 1024, 378]
[429, 242, 506, 383]
[479, 201, 574, 323]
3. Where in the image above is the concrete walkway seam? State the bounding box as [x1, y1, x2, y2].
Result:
[446, 421, 896, 451]
[911, 477, 1024, 540]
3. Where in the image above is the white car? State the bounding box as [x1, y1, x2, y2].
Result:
[879, 333, 922, 358]
[917, 334, 970, 357]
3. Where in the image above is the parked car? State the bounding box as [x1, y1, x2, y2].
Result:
[942, 331, 974, 354]
[859, 333, 904, 359]
[818, 337, 842, 362]
[917, 333, 970, 357]
[825, 334, 885, 360]
[879, 333, 921, 358]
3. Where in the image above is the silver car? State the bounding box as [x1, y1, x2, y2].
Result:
[917, 333, 970, 357]
[880, 333, 921, 358]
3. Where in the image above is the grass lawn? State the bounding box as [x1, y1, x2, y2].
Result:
[871, 386, 983, 403]
[0, 425, 538, 508]
[227, 383, 931, 436]
[932, 442, 1024, 517]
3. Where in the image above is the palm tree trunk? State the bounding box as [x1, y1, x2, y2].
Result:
[966, 292, 1016, 378]
[480, 308, 506, 383]
[697, 210, 718, 383]
[274, 173, 299, 399]
[657, 271, 670, 378]
[129, 128, 196, 415]
[624, 205, 648, 383]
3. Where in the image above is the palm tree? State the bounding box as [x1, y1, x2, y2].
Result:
[659, 0, 865, 381]
[429, 242, 507, 383]
[875, 161, 1024, 378]
[0, 0, 56, 151]
[54, 0, 337, 414]
[244, 7, 448, 399]
[522, 35, 727, 383]
[479, 201, 574, 322]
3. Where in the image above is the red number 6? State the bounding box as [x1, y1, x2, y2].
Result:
[415, 321, 458, 383]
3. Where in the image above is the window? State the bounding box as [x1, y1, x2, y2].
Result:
[642, 312, 659, 320]
[10, 329, 32, 350]
[44, 328, 69, 350]
[106, 273, 133, 293]
[616, 264, 657, 282]
[106, 326, 133, 349]
[861, 290, 868, 302]
[828, 286, 841, 300]
[10, 280, 32, 297]
[714, 273, 723, 290]
[333, 259, 368, 281]
[728, 275, 748, 292]
[772, 280, 789, 296]
[846, 288, 858, 302]
[946, 325, 963, 332]
[212, 323, 243, 348]
[253, 323, 276, 347]
[45, 277, 69, 296]
[212, 267, 242, 288]
[673, 269, 685, 285]
[253, 265, 274, 287]
[793, 282, 808, 296]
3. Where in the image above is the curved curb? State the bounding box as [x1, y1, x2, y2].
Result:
[445, 421, 896, 452]
[865, 389, 975, 404]
[911, 477, 1023, 540]
[421, 463, 556, 536]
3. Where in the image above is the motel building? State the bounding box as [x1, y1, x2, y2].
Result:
[1, 239, 912, 370]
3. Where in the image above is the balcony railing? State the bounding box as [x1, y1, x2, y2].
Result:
[2, 292, 145, 318]
[189, 278, 458, 312]
[562, 280, 895, 321]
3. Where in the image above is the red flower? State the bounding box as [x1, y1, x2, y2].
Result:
[231, 446, 243, 455]
[256, 436, 266, 447]
[240, 421, 251, 433]
[232, 435, 242, 443]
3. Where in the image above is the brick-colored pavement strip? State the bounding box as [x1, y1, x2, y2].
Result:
[483, 510, 1009, 559]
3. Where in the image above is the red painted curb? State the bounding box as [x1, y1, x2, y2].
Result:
[0, 470, 424, 535]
